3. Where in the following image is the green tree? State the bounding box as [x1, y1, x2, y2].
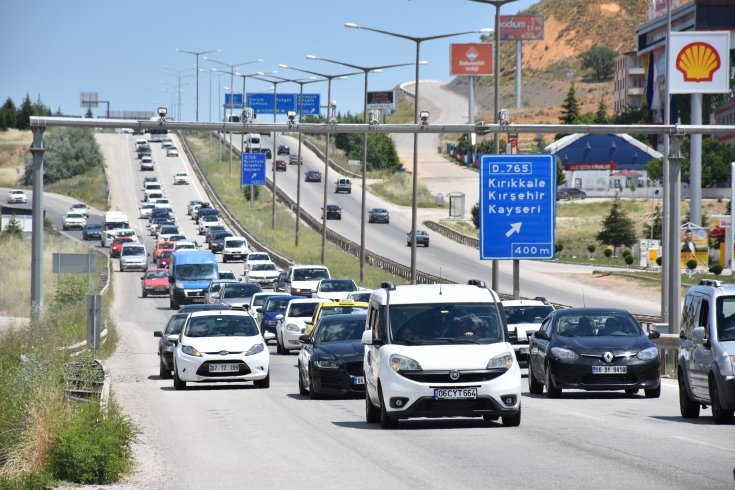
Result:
[1, 217, 23, 238]
[32, 94, 52, 117]
[0, 97, 17, 131]
[594, 99, 608, 124]
[642, 204, 662, 241]
[22, 127, 103, 185]
[596, 198, 636, 257]
[471, 202, 480, 229]
[580, 47, 617, 82]
[559, 83, 580, 125]
[85, 107, 94, 118]
[647, 137, 735, 186]
[16, 93, 33, 130]
[557, 159, 566, 187]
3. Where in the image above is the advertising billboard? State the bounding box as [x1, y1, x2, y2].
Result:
[499, 15, 544, 41]
[680, 224, 708, 271]
[668, 31, 731, 94]
[450, 43, 493, 76]
[367, 91, 395, 110]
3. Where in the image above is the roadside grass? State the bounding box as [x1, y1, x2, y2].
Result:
[46, 165, 109, 211]
[384, 94, 414, 124]
[301, 134, 362, 176]
[0, 129, 31, 187]
[187, 132, 407, 288]
[369, 172, 437, 208]
[438, 219, 478, 237]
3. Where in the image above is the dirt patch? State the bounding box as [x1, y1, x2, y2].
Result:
[557, 271, 661, 305]
[600, 3, 622, 14]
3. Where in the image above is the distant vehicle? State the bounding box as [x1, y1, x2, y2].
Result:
[275, 160, 287, 171]
[157, 250, 173, 268]
[173, 172, 189, 185]
[277, 144, 290, 155]
[119, 243, 148, 272]
[205, 279, 240, 305]
[259, 295, 300, 342]
[556, 187, 587, 201]
[139, 203, 156, 219]
[502, 297, 555, 368]
[69, 203, 90, 217]
[244, 133, 261, 151]
[335, 178, 351, 194]
[166, 147, 179, 157]
[245, 261, 280, 287]
[7, 190, 28, 204]
[289, 154, 302, 165]
[140, 156, 155, 171]
[111, 236, 135, 258]
[314, 278, 358, 302]
[101, 211, 130, 247]
[324, 204, 341, 220]
[275, 298, 326, 354]
[209, 230, 234, 253]
[142, 176, 159, 189]
[407, 230, 429, 247]
[218, 270, 238, 281]
[82, 223, 102, 241]
[187, 200, 205, 216]
[62, 212, 86, 231]
[137, 144, 151, 159]
[222, 236, 248, 263]
[284, 265, 331, 298]
[153, 311, 188, 378]
[168, 250, 219, 309]
[259, 148, 272, 159]
[173, 241, 197, 252]
[198, 215, 222, 235]
[216, 282, 263, 310]
[368, 208, 389, 224]
[305, 170, 321, 182]
[346, 290, 372, 303]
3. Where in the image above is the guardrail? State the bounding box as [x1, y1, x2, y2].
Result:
[299, 137, 362, 180]
[424, 220, 479, 249]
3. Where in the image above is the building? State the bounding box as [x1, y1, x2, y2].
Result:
[713, 98, 735, 147]
[1, 205, 34, 233]
[613, 51, 645, 116]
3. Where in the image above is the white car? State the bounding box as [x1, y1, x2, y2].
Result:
[222, 236, 248, 263]
[219, 270, 238, 281]
[140, 156, 155, 171]
[171, 310, 270, 390]
[8, 189, 28, 204]
[198, 215, 221, 235]
[139, 203, 156, 219]
[62, 212, 87, 230]
[166, 147, 180, 157]
[119, 243, 148, 272]
[275, 298, 327, 354]
[501, 298, 555, 369]
[244, 252, 271, 272]
[173, 241, 198, 252]
[173, 172, 189, 184]
[245, 261, 280, 288]
[157, 225, 180, 242]
[69, 203, 90, 217]
[314, 278, 358, 301]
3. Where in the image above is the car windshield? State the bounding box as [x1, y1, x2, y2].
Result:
[716, 296, 735, 341]
[251, 263, 276, 272]
[164, 315, 187, 335]
[249, 253, 269, 261]
[185, 315, 259, 338]
[226, 240, 246, 248]
[159, 243, 175, 250]
[176, 244, 195, 250]
[289, 302, 319, 318]
[66, 213, 83, 219]
[373, 209, 387, 214]
[86, 225, 101, 230]
[293, 268, 329, 281]
[504, 305, 554, 324]
[222, 284, 261, 299]
[176, 264, 217, 281]
[554, 313, 642, 337]
[314, 317, 366, 343]
[265, 297, 294, 312]
[146, 270, 168, 279]
[348, 292, 371, 302]
[320, 305, 367, 318]
[122, 246, 144, 256]
[319, 280, 356, 292]
[388, 303, 503, 345]
[159, 251, 172, 258]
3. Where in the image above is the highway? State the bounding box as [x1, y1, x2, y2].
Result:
[89, 132, 733, 489]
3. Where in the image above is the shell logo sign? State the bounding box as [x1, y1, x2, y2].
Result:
[668, 31, 731, 94]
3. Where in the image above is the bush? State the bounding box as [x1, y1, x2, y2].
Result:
[686, 259, 698, 271]
[624, 255, 634, 267]
[242, 185, 260, 201]
[471, 202, 479, 229]
[710, 263, 723, 277]
[656, 256, 662, 266]
[48, 402, 139, 484]
[587, 244, 596, 254]
[555, 243, 564, 253]
[604, 248, 613, 259]
[54, 275, 88, 306]
[621, 249, 631, 258]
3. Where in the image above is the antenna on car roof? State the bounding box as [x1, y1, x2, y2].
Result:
[582, 288, 586, 307]
[439, 268, 443, 295]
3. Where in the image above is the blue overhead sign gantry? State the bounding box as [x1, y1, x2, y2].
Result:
[241, 152, 266, 186]
[245, 93, 320, 115]
[479, 154, 556, 260]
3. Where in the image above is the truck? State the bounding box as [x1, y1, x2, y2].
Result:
[101, 211, 129, 247]
[244, 133, 261, 152]
[168, 250, 219, 309]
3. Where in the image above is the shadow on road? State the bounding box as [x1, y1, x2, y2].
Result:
[332, 418, 503, 431]
[648, 415, 720, 425]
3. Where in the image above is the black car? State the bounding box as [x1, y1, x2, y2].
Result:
[209, 230, 234, 252]
[137, 145, 151, 159]
[277, 144, 290, 155]
[368, 208, 389, 224]
[259, 148, 272, 159]
[205, 225, 227, 245]
[196, 207, 219, 224]
[556, 187, 587, 201]
[149, 207, 173, 222]
[325, 204, 341, 220]
[153, 312, 188, 379]
[305, 170, 322, 182]
[407, 230, 429, 247]
[298, 313, 367, 398]
[82, 223, 102, 240]
[527, 307, 661, 398]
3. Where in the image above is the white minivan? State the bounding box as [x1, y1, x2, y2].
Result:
[223, 236, 248, 263]
[284, 265, 330, 298]
[362, 280, 522, 429]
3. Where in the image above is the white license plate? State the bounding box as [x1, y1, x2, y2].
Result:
[190, 297, 205, 303]
[209, 363, 239, 373]
[434, 388, 477, 400]
[352, 376, 365, 385]
[592, 365, 627, 374]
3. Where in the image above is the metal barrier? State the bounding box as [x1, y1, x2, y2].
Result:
[300, 137, 362, 180]
[424, 220, 479, 249]
[652, 334, 679, 377]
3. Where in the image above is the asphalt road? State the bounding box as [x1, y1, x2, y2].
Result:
[92, 133, 733, 489]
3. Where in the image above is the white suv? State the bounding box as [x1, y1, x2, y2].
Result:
[362, 280, 522, 428]
[501, 297, 555, 368]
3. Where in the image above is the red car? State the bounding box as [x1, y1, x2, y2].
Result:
[275, 160, 287, 171]
[157, 250, 173, 269]
[141, 268, 169, 297]
[110, 236, 134, 258]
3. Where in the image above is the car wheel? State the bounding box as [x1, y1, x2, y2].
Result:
[710, 378, 734, 424]
[159, 359, 172, 379]
[142, 290, 147, 298]
[365, 392, 380, 424]
[501, 404, 521, 427]
[545, 365, 562, 398]
[173, 363, 186, 390]
[309, 372, 322, 399]
[625, 388, 639, 395]
[169, 298, 177, 310]
[223, 257, 228, 263]
[679, 373, 700, 418]
[528, 365, 543, 394]
[254, 372, 270, 389]
[276, 336, 284, 354]
[298, 363, 308, 396]
[644, 386, 660, 398]
[378, 386, 398, 429]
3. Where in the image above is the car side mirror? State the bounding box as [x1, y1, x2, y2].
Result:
[168, 276, 174, 283]
[647, 330, 661, 340]
[304, 319, 312, 326]
[299, 335, 312, 344]
[361, 330, 373, 345]
[692, 326, 708, 347]
[153, 331, 163, 338]
[533, 331, 550, 340]
[276, 314, 284, 321]
[211, 293, 220, 299]
[255, 307, 262, 313]
[141, 276, 146, 280]
[167, 334, 180, 344]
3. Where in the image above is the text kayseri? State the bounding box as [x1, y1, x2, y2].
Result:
[487, 204, 542, 215]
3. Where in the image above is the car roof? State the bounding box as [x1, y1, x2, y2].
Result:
[501, 299, 552, 307]
[370, 284, 497, 305]
[319, 300, 368, 308]
[553, 307, 631, 317]
[188, 309, 250, 319]
[178, 303, 231, 312]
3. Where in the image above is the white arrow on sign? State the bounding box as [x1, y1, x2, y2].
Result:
[505, 222, 522, 237]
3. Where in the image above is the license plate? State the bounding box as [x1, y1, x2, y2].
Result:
[209, 363, 239, 373]
[517, 347, 528, 354]
[592, 365, 627, 374]
[352, 376, 365, 385]
[190, 297, 204, 303]
[434, 388, 477, 400]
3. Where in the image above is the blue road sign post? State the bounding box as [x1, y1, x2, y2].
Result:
[224, 93, 243, 108]
[246, 93, 320, 115]
[241, 152, 266, 186]
[479, 154, 556, 260]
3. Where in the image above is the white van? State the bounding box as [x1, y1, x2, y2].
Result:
[362, 280, 522, 428]
[283, 265, 330, 298]
[223, 236, 248, 263]
[245, 133, 261, 151]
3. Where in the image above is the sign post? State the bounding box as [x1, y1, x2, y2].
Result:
[242, 152, 266, 208]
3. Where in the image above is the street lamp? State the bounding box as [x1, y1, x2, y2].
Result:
[176, 48, 220, 121]
[345, 22, 490, 284]
[306, 54, 418, 283]
[162, 67, 193, 121]
[279, 63, 361, 264]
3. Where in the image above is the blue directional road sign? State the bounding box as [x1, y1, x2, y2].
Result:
[479, 154, 556, 260]
[224, 93, 243, 108]
[241, 152, 266, 186]
[246, 93, 320, 115]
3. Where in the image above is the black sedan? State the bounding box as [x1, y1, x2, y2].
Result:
[556, 187, 587, 201]
[259, 148, 272, 159]
[82, 223, 102, 240]
[209, 230, 234, 252]
[305, 170, 322, 182]
[298, 313, 367, 398]
[153, 312, 188, 379]
[368, 208, 389, 224]
[324, 204, 341, 220]
[406, 230, 429, 247]
[527, 307, 661, 398]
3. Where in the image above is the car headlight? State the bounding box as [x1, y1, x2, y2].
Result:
[314, 359, 340, 369]
[390, 354, 422, 372]
[550, 347, 579, 362]
[487, 352, 514, 370]
[293, 288, 301, 293]
[636, 346, 659, 361]
[175, 281, 184, 289]
[181, 345, 202, 357]
[245, 343, 265, 356]
[285, 324, 300, 333]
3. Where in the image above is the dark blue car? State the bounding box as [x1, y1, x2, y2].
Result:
[259, 295, 300, 342]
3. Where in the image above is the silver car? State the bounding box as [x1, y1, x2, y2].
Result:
[216, 282, 263, 310]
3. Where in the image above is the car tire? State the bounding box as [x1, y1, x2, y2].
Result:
[545, 365, 562, 398]
[379, 387, 398, 429]
[309, 373, 321, 400]
[501, 405, 521, 427]
[142, 290, 148, 298]
[298, 364, 308, 396]
[254, 372, 270, 389]
[365, 392, 380, 424]
[169, 298, 177, 310]
[528, 366, 543, 395]
[644, 386, 660, 398]
[679, 374, 700, 418]
[173, 364, 186, 390]
[276, 336, 284, 354]
[710, 378, 734, 424]
[625, 388, 639, 395]
[159, 359, 172, 379]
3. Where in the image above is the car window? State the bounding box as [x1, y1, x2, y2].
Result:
[289, 302, 319, 318]
[320, 305, 368, 318]
[716, 296, 735, 342]
[251, 263, 276, 271]
[315, 317, 366, 343]
[293, 268, 329, 281]
[222, 284, 261, 298]
[185, 315, 259, 337]
[698, 299, 710, 339]
[265, 297, 293, 312]
[387, 303, 502, 345]
[165, 315, 188, 335]
[504, 305, 554, 324]
[555, 313, 641, 337]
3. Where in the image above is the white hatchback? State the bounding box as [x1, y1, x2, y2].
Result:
[171, 310, 270, 389]
[173, 172, 189, 184]
[8, 189, 28, 203]
[275, 298, 327, 354]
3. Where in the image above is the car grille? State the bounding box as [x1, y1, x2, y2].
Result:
[580, 374, 639, 385]
[400, 370, 505, 383]
[414, 398, 495, 412]
[345, 361, 364, 376]
[195, 361, 250, 377]
[186, 290, 206, 298]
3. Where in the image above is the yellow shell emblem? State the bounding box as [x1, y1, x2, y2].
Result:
[675, 42, 721, 82]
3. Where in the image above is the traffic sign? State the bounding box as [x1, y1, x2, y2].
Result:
[479, 154, 556, 260]
[245, 93, 320, 115]
[241, 152, 266, 186]
[224, 93, 244, 108]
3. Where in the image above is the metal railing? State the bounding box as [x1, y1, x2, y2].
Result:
[299, 136, 362, 180]
[424, 220, 479, 249]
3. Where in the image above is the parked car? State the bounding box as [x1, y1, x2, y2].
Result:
[171, 310, 270, 390]
[305, 170, 322, 182]
[368, 208, 389, 224]
[141, 268, 169, 297]
[173, 172, 189, 185]
[275, 160, 287, 171]
[7, 189, 28, 204]
[407, 230, 429, 247]
[298, 313, 367, 398]
[527, 307, 661, 398]
[62, 212, 86, 231]
[82, 223, 102, 240]
[556, 187, 587, 201]
[324, 204, 342, 220]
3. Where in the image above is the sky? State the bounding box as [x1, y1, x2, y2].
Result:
[1, 0, 539, 122]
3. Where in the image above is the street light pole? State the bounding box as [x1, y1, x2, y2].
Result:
[304, 55, 416, 282]
[345, 22, 489, 283]
[176, 48, 219, 121]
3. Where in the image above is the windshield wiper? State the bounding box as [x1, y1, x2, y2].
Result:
[434, 337, 481, 344]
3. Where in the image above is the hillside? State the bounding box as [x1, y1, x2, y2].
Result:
[450, 0, 648, 127]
